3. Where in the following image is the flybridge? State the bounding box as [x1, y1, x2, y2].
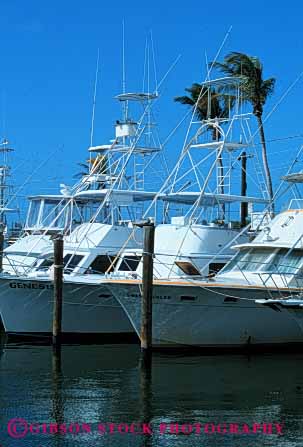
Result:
[190, 142, 250, 151]
[158, 192, 269, 206]
[74, 189, 157, 203]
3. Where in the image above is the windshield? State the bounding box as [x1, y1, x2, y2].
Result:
[26, 200, 41, 228]
[221, 249, 274, 274]
[221, 247, 303, 276]
[41, 200, 69, 228]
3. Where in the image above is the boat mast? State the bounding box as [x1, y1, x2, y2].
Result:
[0, 138, 13, 227]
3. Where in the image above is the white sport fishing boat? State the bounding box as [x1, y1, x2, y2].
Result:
[0, 76, 269, 338]
[2, 94, 164, 276]
[105, 165, 303, 349]
[3, 192, 106, 275]
[0, 88, 168, 337]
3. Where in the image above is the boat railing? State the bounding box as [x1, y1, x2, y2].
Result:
[250, 212, 271, 231]
[231, 257, 303, 288]
[255, 270, 303, 299]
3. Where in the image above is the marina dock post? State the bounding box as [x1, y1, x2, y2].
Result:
[52, 234, 64, 347]
[141, 220, 155, 351]
[134, 219, 155, 351]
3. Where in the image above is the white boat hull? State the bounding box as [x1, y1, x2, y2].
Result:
[0, 277, 134, 336]
[107, 280, 303, 348]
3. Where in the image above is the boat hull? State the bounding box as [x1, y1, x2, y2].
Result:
[0, 277, 134, 336]
[107, 281, 303, 348]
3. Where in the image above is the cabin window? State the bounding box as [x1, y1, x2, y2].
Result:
[175, 261, 200, 276]
[86, 255, 118, 274]
[263, 248, 303, 275]
[63, 254, 84, 274]
[42, 200, 67, 228]
[209, 263, 225, 275]
[221, 248, 273, 273]
[37, 257, 54, 270]
[26, 200, 41, 228]
[37, 254, 84, 273]
[118, 256, 141, 271]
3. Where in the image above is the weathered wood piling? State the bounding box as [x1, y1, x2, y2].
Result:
[52, 234, 64, 347]
[140, 220, 155, 352]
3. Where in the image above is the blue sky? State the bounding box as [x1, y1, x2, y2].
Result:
[2, 0, 303, 218]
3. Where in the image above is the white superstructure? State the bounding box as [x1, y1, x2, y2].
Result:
[0, 76, 271, 338]
[105, 172, 303, 348]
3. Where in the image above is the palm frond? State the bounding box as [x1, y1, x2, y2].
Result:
[174, 95, 195, 106]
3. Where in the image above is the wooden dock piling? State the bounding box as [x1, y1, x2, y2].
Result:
[133, 219, 155, 351]
[52, 234, 64, 347]
[140, 221, 155, 351]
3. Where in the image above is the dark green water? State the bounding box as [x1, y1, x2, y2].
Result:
[0, 341, 303, 446]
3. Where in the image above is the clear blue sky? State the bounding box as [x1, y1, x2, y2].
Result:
[2, 0, 303, 217]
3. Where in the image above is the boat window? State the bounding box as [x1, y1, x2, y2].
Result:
[77, 201, 110, 225]
[26, 200, 41, 228]
[36, 254, 84, 273]
[264, 248, 303, 275]
[42, 200, 67, 228]
[175, 261, 200, 276]
[221, 248, 273, 273]
[37, 257, 54, 271]
[118, 256, 141, 271]
[86, 255, 118, 274]
[63, 254, 84, 274]
[209, 263, 225, 275]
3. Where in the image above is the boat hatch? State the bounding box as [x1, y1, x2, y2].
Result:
[86, 255, 118, 274]
[175, 261, 200, 276]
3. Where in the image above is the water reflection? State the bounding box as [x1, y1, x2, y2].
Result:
[0, 341, 302, 446]
[52, 346, 64, 447]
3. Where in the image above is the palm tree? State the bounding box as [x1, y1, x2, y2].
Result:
[74, 161, 90, 178]
[175, 83, 234, 139]
[175, 83, 234, 217]
[74, 155, 107, 188]
[211, 52, 276, 212]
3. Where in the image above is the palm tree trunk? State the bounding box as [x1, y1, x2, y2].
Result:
[256, 114, 274, 215]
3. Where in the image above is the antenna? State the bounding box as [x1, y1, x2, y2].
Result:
[90, 49, 100, 149]
[122, 20, 127, 121]
[143, 36, 148, 92]
[150, 30, 158, 95]
[1, 90, 6, 138]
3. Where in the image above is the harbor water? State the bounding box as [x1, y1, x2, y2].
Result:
[0, 340, 303, 446]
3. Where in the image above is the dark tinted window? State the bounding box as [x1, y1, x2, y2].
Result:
[118, 256, 141, 271]
[38, 257, 54, 270]
[209, 263, 225, 275]
[87, 255, 118, 274]
[64, 254, 84, 274]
